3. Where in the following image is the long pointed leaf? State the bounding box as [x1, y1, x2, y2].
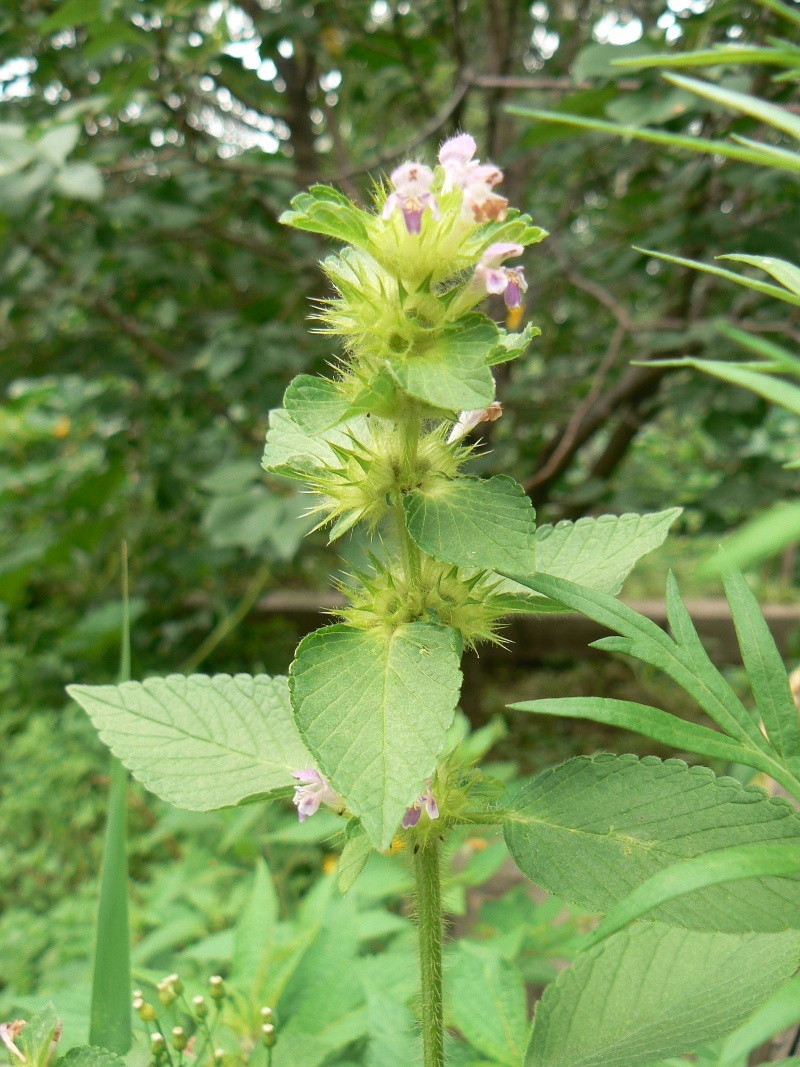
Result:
[717, 975, 800, 1067]
[505, 107, 800, 174]
[705, 501, 800, 571]
[663, 72, 800, 140]
[89, 545, 132, 1053]
[720, 254, 800, 297]
[586, 842, 800, 948]
[632, 247, 800, 308]
[642, 357, 800, 415]
[723, 570, 800, 772]
[717, 323, 800, 374]
[509, 696, 783, 776]
[506, 573, 770, 754]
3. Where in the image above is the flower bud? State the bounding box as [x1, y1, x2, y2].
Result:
[259, 1007, 273, 1023]
[168, 974, 184, 996]
[151, 1032, 166, 1056]
[136, 1000, 157, 1023]
[192, 995, 207, 1019]
[261, 1024, 276, 1048]
[171, 1027, 187, 1052]
[208, 975, 225, 1001]
[157, 983, 176, 1007]
[213, 1050, 224, 1065]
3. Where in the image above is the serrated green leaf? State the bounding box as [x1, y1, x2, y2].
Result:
[527, 922, 800, 1067]
[448, 944, 529, 1066]
[67, 674, 311, 811]
[388, 316, 497, 412]
[280, 185, 372, 249]
[488, 322, 542, 366]
[504, 754, 800, 931]
[283, 375, 353, 435]
[231, 857, 279, 993]
[404, 474, 537, 573]
[289, 622, 462, 849]
[261, 408, 381, 479]
[338, 823, 372, 894]
[723, 570, 800, 771]
[720, 254, 800, 297]
[497, 509, 680, 608]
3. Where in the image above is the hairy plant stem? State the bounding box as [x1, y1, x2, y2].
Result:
[414, 836, 445, 1067]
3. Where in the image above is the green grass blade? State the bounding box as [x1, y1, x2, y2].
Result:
[641, 356, 800, 415]
[723, 569, 800, 775]
[611, 45, 800, 70]
[717, 322, 800, 373]
[505, 106, 800, 174]
[663, 72, 800, 140]
[509, 696, 780, 774]
[704, 501, 800, 572]
[89, 543, 132, 1053]
[632, 247, 800, 307]
[585, 843, 800, 948]
[747, 0, 800, 29]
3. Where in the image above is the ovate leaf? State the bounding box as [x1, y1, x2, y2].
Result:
[448, 944, 529, 1066]
[231, 858, 279, 992]
[67, 674, 311, 810]
[497, 509, 680, 609]
[283, 375, 353, 435]
[289, 623, 462, 849]
[389, 316, 497, 412]
[527, 922, 800, 1067]
[504, 754, 800, 932]
[404, 474, 537, 573]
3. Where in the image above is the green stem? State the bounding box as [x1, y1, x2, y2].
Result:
[414, 837, 445, 1067]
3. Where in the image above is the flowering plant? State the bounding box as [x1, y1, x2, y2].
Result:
[68, 134, 800, 1067]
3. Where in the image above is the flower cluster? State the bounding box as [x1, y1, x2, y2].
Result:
[383, 133, 509, 235]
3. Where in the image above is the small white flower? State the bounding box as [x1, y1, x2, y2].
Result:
[291, 769, 340, 822]
[447, 401, 503, 444]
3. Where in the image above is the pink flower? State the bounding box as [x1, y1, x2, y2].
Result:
[438, 133, 508, 222]
[0, 1022, 26, 1064]
[291, 769, 340, 822]
[382, 161, 439, 235]
[402, 781, 439, 829]
[447, 401, 503, 444]
[475, 242, 527, 308]
[439, 133, 478, 192]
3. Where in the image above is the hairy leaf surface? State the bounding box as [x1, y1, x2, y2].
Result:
[68, 674, 309, 810]
[404, 474, 537, 574]
[504, 754, 800, 931]
[528, 922, 800, 1067]
[289, 622, 462, 849]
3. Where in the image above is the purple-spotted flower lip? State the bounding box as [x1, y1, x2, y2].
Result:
[291, 769, 340, 822]
[475, 242, 528, 309]
[402, 781, 439, 829]
[382, 161, 439, 235]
